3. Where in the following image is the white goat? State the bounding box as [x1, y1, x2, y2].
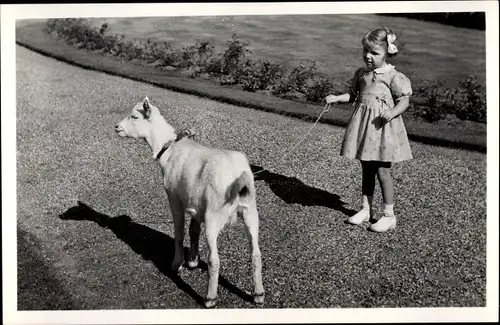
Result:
[115, 97, 264, 308]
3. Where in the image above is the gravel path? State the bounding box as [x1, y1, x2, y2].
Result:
[16, 45, 486, 310]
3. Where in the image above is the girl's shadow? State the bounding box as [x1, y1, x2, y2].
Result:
[59, 201, 254, 307]
[251, 164, 357, 217]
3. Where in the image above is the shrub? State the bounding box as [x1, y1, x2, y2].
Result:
[46, 18, 88, 41]
[109, 37, 144, 61]
[178, 41, 216, 74]
[213, 34, 252, 85]
[195, 41, 216, 70]
[106, 33, 127, 56]
[205, 55, 224, 75]
[240, 58, 284, 92]
[272, 62, 319, 100]
[145, 40, 182, 67]
[46, 19, 115, 52]
[453, 75, 486, 123]
[304, 75, 335, 103]
[138, 38, 172, 64]
[416, 81, 454, 122]
[416, 76, 486, 123]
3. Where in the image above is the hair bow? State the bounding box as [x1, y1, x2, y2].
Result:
[387, 33, 398, 54]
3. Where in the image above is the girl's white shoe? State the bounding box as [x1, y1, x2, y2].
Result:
[369, 214, 396, 232]
[347, 209, 371, 225]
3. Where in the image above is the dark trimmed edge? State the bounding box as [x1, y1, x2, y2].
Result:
[15, 22, 486, 153]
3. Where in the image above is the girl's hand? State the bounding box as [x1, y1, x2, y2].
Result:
[326, 95, 338, 104]
[380, 110, 395, 122]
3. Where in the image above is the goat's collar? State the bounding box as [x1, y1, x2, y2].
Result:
[155, 139, 175, 160]
[155, 128, 196, 160]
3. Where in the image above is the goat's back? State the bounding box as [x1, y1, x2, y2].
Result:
[163, 138, 254, 213]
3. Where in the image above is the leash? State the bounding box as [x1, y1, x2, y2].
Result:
[166, 105, 332, 176]
[252, 103, 331, 176]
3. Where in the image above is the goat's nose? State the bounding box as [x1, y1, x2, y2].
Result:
[114, 124, 120, 130]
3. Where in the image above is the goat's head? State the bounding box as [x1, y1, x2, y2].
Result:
[115, 97, 159, 139]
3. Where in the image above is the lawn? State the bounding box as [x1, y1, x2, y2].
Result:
[87, 14, 486, 89]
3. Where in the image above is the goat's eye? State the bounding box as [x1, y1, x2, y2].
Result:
[130, 115, 139, 120]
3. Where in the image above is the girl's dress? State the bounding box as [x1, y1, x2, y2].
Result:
[340, 64, 413, 163]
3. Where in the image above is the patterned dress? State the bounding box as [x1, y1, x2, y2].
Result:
[340, 64, 413, 163]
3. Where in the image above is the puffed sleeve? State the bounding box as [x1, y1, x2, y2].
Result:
[348, 68, 362, 102]
[390, 72, 413, 101]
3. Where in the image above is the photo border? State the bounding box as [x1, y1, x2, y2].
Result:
[2, 2, 498, 324]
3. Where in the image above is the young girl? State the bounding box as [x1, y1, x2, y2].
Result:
[326, 27, 413, 233]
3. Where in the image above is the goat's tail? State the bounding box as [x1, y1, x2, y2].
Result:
[226, 170, 254, 206]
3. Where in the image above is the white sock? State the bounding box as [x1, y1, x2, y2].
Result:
[383, 203, 394, 216]
[362, 195, 373, 211]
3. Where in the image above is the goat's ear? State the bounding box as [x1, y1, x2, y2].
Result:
[143, 97, 151, 110]
[142, 97, 151, 119]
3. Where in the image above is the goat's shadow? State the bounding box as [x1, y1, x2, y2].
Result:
[251, 164, 357, 217]
[59, 201, 254, 307]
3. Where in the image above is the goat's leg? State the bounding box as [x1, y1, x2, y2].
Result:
[170, 198, 185, 273]
[187, 217, 201, 269]
[240, 202, 265, 304]
[204, 216, 222, 308]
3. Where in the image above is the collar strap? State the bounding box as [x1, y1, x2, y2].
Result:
[155, 139, 174, 160]
[155, 128, 196, 160]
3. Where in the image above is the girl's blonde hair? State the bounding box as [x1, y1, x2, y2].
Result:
[362, 27, 399, 57]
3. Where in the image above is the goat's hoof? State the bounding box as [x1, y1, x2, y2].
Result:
[187, 258, 199, 269]
[204, 298, 217, 308]
[253, 293, 265, 305]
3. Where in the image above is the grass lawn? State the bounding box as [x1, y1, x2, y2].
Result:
[87, 14, 486, 89]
